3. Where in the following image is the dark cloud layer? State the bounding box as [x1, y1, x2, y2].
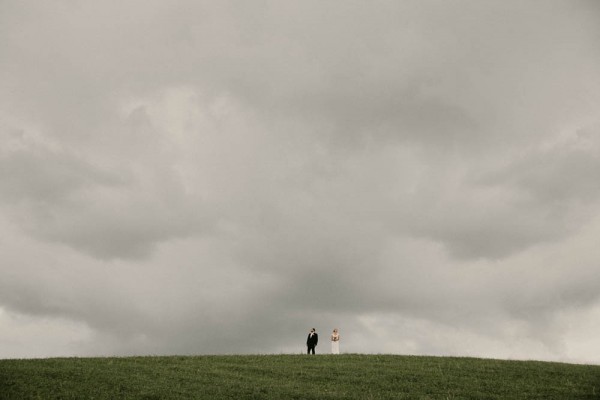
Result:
[1, 1, 600, 362]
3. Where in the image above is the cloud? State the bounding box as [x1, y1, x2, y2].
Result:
[1, 0, 600, 363]
[482, 125, 600, 205]
[0, 108, 210, 259]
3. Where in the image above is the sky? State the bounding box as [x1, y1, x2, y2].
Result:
[1, 0, 600, 363]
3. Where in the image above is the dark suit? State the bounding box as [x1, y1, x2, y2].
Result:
[306, 332, 318, 354]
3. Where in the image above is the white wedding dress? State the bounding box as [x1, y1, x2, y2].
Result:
[331, 336, 340, 354]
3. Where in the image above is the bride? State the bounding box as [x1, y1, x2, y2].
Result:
[330, 328, 340, 354]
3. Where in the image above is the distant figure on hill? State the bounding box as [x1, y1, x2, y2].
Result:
[306, 328, 318, 354]
[330, 328, 340, 354]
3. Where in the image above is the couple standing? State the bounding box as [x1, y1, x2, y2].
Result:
[306, 328, 340, 354]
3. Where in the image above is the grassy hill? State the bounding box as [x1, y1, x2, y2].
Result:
[1, 354, 599, 399]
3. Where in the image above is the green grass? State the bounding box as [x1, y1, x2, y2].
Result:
[1, 354, 599, 399]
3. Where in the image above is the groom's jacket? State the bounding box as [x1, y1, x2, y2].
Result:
[307, 333, 318, 346]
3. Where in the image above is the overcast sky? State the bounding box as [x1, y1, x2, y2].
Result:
[1, 0, 600, 363]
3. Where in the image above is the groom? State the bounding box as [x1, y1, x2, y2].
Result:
[306, 328, 318, 354]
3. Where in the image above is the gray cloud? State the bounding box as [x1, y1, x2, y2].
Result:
[0, 111, 210, 259]
[481, 127, 600, 205]
[1, 0, 600, 363]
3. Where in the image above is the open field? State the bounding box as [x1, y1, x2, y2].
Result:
[1, 354, 599, 399]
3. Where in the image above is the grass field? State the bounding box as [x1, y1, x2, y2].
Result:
[1, 354, 599, 399]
